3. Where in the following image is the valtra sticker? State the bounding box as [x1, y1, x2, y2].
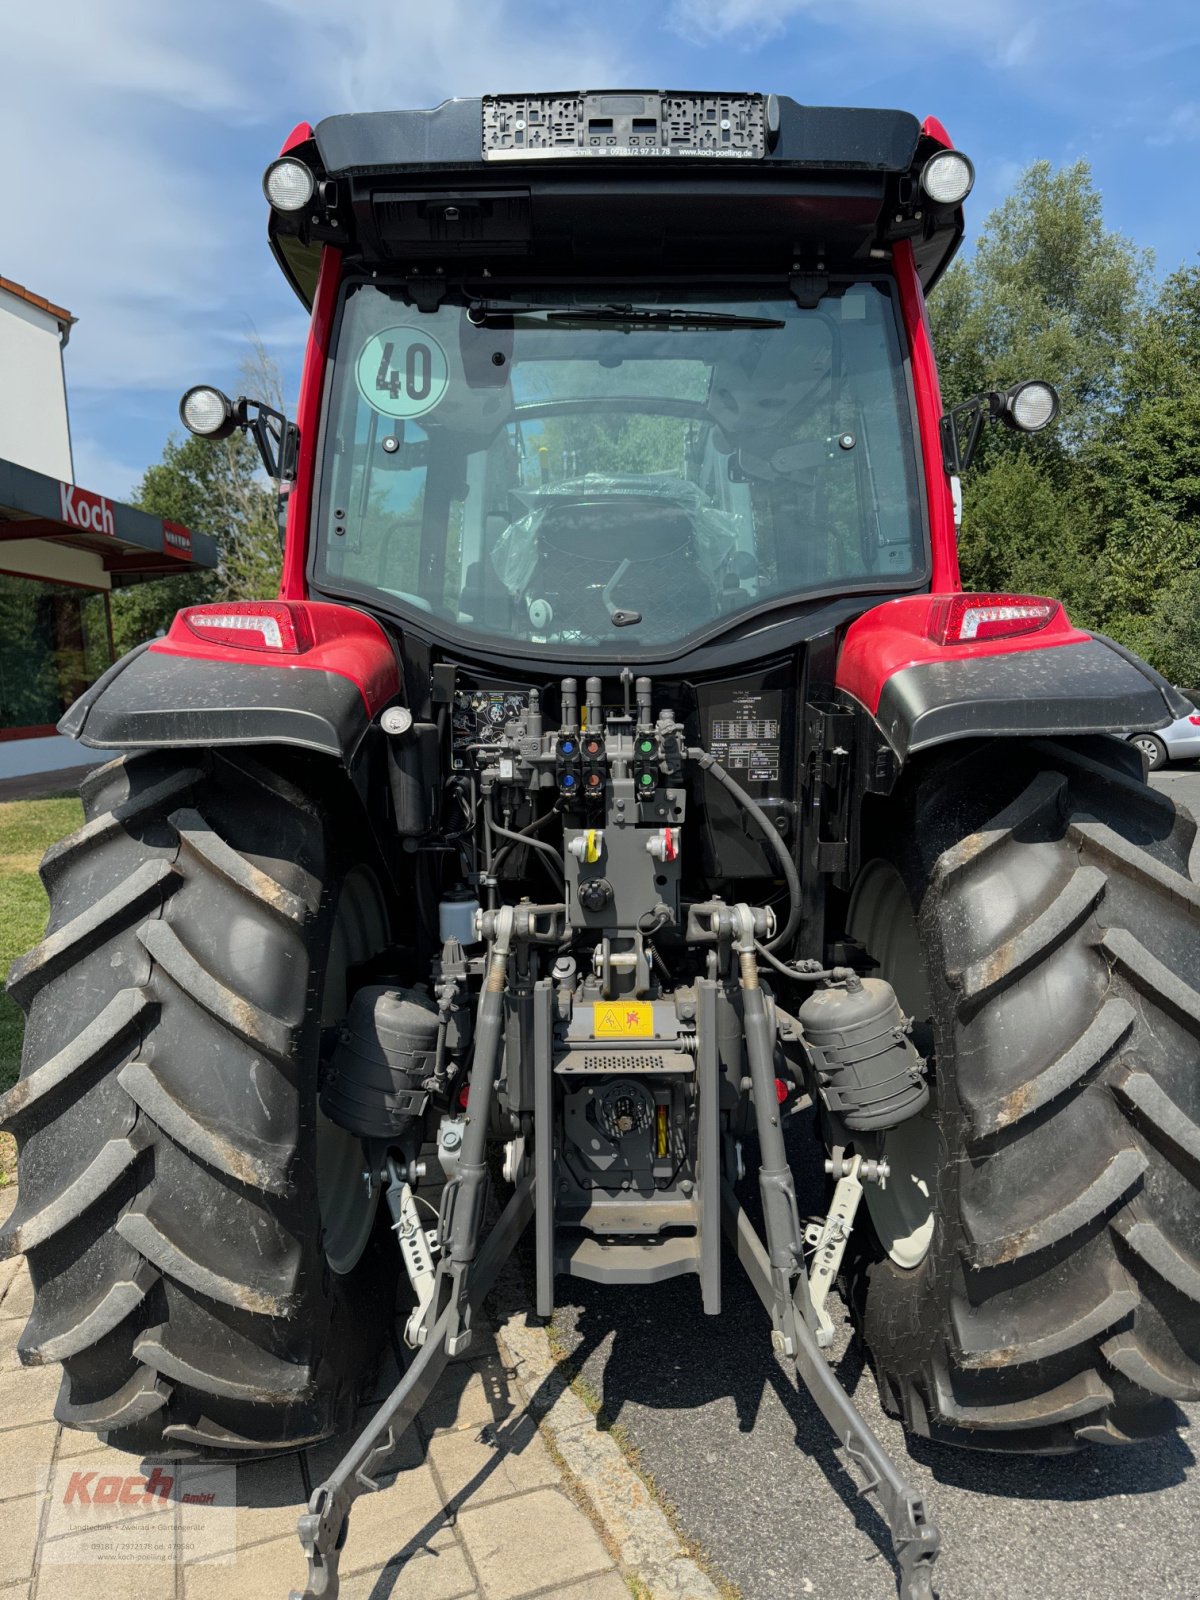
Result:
[356, 326, 450, 419]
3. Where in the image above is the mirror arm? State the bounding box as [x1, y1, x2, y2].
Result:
[236, 399, 300, 484]
[939, 391, 1000, 475]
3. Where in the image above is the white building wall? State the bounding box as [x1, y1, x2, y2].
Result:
[0, 289, 73, 482]
[0, 537, 110, 589]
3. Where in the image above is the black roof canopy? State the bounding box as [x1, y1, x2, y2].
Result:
[314, 95, 922, 174]
[271, 92, 961, 304]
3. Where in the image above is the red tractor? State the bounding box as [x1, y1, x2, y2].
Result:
[4, 93, 1197, 1600]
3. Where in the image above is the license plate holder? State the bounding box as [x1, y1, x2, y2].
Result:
[483, 92, 765, 161]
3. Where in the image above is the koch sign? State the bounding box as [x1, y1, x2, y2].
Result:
[59, 482, 115, 537]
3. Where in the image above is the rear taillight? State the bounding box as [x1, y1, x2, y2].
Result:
[928, 593, 1060, 646]
[180, 601, 312, 654]
[1189, 715, 1200, 727]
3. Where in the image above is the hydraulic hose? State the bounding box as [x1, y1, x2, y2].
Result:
[491, 805, 562, 876]
[690, 749, 801, 952]
[487, 802, 566, 888]
[753, 941, 846, 985]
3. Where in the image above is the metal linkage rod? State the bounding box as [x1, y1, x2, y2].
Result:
[292, 906, 531, 1600]
[733, 907, 809, 1350]
[720, 1183, 941, 1599]
[290, 1174, 534, 1600]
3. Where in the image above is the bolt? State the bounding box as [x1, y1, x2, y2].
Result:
[441, 1128, 462, 1151]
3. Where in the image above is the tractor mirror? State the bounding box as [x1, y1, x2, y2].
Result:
[179, 387, 300, 483]
[939, 379, 1060, 474]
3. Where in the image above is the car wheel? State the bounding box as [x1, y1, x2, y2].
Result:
[1130, 733, 1168, 771]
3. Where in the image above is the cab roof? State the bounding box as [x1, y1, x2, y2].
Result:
[269, 92, 962, 308]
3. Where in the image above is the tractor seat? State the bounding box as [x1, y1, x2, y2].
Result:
[528, 497, 715, 639]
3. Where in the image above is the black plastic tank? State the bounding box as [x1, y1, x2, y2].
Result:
[320, 985, 440, 1139]
[796, 976, 929, 1132]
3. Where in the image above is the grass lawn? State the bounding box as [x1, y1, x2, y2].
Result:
[0, 794, 84, 1184]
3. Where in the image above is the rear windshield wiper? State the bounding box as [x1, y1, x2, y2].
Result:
[467, 300, 785, 330]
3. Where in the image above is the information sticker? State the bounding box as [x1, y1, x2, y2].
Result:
[593, 1002, 654, 1038]
[356, 326, 450, 419]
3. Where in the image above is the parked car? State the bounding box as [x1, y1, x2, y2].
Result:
[1128, 690, 1200, 769]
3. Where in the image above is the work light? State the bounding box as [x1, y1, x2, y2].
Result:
[263, 157, 315, 212]
[920, 150, 975, 206]
[179, 385, 236, 439]
[1005, 379, 1060, 433]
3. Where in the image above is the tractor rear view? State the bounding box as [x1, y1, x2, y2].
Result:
[4, 92, 1198, 1600]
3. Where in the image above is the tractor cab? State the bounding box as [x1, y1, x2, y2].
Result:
[262, 92, 975, 663]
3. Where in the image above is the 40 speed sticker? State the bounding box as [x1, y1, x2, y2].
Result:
[356, 326, 450, 419]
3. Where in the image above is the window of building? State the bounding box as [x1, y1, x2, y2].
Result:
[0, 575, 113, 735]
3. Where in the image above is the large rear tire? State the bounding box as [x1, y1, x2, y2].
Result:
[845, 737, 1200, 1451]
[0, 750, 397, 1456]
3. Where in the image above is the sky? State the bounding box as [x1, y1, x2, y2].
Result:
[2, 0, 1197, 503]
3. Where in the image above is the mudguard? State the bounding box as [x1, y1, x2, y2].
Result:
[60, 601, 401, 764]
[836, 596, 1181, 762]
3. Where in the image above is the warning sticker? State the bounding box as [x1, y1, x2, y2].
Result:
[593, 1002, 653, 1038]
[356, 327, 450, 419]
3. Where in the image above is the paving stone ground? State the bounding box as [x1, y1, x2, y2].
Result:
[0, 1187, 635, 1600]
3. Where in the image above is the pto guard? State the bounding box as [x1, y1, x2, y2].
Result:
[836, 594, 1180, 761]
[58, 601, 401, 764]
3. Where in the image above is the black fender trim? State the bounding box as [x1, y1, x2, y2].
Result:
[875, 639, 1175, 762]
[59, 648, 370, 763]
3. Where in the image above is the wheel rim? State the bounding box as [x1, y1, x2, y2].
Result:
[845, 859, 940, 1270]
[1133, 736, 1163, 769]
[316, 865, 390, 1276]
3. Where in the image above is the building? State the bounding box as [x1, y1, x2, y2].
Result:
[0, 276, 217, 786]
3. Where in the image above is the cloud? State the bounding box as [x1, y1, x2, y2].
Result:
[667, 0, 1038, 60]
[2, 0, 628, 416]
[1149, 102, 1200, 146]
[69, 433, 145, 502]
[261, 1, 628, 114]
[1, 3, 258, 402]
[1, 2, 243, 111]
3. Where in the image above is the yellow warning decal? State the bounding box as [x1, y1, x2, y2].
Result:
[593, 1002, 653, 1038]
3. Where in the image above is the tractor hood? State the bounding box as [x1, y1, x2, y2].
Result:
[268, 92, 963, 307]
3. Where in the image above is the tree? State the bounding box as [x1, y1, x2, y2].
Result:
[1077, 264, 1200, 680]
[109, 342, 287, 654]
[931, 161, 1150, 451]
[927, 164, 1200, 686]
